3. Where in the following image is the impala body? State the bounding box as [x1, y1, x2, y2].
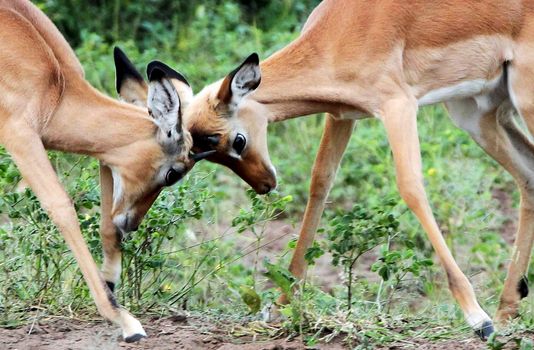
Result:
[184, 0, 534, 338]
[0, 0, 213, 341]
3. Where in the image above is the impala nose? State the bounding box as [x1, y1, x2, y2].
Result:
[113, 212, 139, 233]
[255, 168, 277, 194]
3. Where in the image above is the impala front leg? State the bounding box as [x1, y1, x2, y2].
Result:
[381, 94, 493, 339]
[99, 163, 122, 292]
[284, 114, 355, 294]
[1, 122, 145, 342]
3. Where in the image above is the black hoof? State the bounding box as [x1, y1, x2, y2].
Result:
[124, 333, 146, 343]
[474, 320, 494, 341]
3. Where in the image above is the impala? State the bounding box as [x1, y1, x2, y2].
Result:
[181, 0, 534, 339]
[0, 0, 212, 342]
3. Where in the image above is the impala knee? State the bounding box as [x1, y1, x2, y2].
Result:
[42, 197, 76, 224]
[309, 174, 334, 200]
[397, 179, 426, 210]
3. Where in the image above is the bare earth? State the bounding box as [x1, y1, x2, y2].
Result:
[0, 190, 526, 349]
[2, 315, 533, 350]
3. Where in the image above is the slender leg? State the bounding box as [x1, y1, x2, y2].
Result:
[382, 95, 492, 338]
[493, 106, 534, 322]
[287, 115, 355, 279]
[99, 163, 122, 292]
[447, 98, 534, 323]
[489, 67, 534, 320]
[0, 120, 146, 342]
[494, 29, 534, 321]
[265, 114, 354, 319]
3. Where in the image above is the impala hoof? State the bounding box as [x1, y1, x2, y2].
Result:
[120, 309, 147, 343]
[261, 303, 281, 323]
[474, 320, 494, 341]
[124, 333, 146, 343]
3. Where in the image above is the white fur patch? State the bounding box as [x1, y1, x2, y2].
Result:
[418, 78, 500, 106]
[110, 167, 123, 207]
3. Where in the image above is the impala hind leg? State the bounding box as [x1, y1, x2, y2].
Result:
[447, 97, 534, 324]
[382, 95, 492, 338]
[494, 59, 534, 321]
[99, 163, 122, 292]
[0, 121, 146, 342]
[490, 106, 534, 323]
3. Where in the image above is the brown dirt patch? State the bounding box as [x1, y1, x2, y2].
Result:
[2, 316, 533, 350]
[0, 315, 344, 350]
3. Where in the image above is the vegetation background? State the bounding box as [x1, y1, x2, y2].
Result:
[0, 0, 532, 347]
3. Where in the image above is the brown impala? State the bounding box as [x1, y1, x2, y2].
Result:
[179, 0, 534, 340]
[0, 0, 213, 342]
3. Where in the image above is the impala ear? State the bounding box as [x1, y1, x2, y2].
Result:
[147, 61, 193, 110]
[147, 65, 183, 152]
[217, 53, 261, 108]
[113, 47, 148, 106]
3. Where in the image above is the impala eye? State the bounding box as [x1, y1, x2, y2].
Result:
[165, 168, 182, 186]
[233, 133, 246, 155]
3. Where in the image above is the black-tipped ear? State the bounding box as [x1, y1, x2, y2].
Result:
[147, 61, 190, 86]
[217, 53, 261, 105]
[114, 47, 144, 94]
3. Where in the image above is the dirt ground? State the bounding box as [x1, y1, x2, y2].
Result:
[0, 189, 524, 349]
[2, 314, 533, 350]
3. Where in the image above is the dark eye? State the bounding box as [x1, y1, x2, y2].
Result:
[233, 133, 246, 155]
[165, 168, 183, 186]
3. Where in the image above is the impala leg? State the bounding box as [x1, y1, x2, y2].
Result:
[1, 122, 146, 342]
[286, 114, 355, 286]
[447, 98, 534, 324]
[493, 106, 534, 323]
[494, 58, 534, 321]
[262, 114, 354, 321]
[99, 163, 122, 292]
[382, 95, 492, 338]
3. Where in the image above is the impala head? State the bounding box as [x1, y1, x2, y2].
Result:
[184, 53, 276, 194]
[109, 48, 213, 233]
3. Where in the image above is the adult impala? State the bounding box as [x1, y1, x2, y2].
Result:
[183, 0, 534, 339]
[0, 0, 212, 342]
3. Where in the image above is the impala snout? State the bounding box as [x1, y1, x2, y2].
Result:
[112, 184, 163, 234]
[254, 167, 277, 194]
[113, 212, 139, 233]
[228, 155, 277, 195]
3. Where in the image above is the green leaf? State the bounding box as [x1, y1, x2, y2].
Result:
[264, 260, 296, 296]
[238, 286, 261, 314]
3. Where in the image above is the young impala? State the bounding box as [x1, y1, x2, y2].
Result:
[0, 0, 212, 342]
[181, 0, 534, 339]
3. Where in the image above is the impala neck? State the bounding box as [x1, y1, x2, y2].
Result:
[42, 78, 156, 158]
[251, 36, 349, 122]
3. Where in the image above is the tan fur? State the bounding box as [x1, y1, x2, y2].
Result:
[185, 0, 534, 333]
[0, 0, 193, 340]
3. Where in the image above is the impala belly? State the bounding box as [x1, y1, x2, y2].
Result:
[417, 77, 502, 106]
[404, 35, 514, 106]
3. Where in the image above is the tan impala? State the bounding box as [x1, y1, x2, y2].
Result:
[180, 0, 534, 339]
[0, 0, 213, 342]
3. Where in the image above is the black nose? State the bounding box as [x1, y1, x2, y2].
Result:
[122, 215, 140, 233]
[256, 183, 273, 195]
